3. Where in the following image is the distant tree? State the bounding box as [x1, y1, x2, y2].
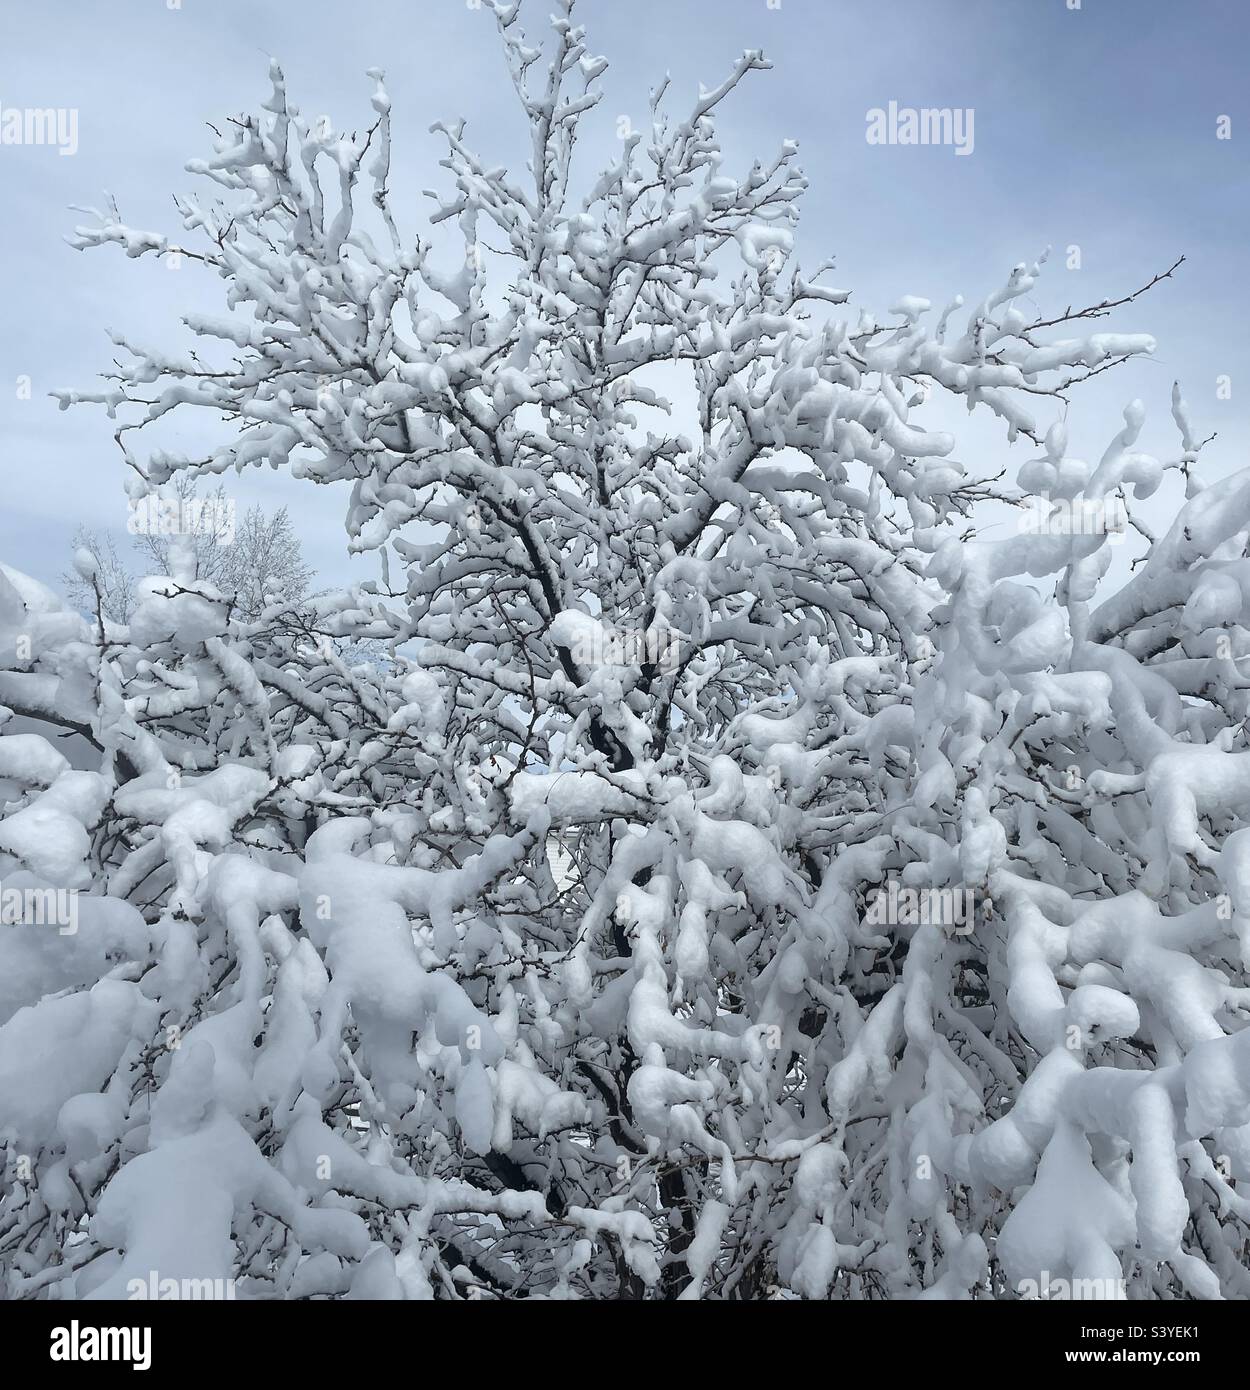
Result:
[64, 475, 314, 624]
[61, 527, 136, 624]
[219, 501, 315, 621]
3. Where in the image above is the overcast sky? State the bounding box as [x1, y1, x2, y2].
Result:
[1, 0, 1246, 599]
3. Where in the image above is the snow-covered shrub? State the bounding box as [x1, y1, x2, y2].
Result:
[2, 0, 1246, 1299]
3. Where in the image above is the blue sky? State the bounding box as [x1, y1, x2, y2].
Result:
[1, 0, 1246, 596]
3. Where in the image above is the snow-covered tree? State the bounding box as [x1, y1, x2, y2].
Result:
[3, 0, 1247, 1300]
